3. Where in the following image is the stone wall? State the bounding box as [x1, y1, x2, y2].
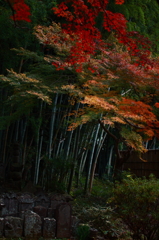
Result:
[0, 192, 77, 239]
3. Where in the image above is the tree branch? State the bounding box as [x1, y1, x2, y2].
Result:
[98, 119, 118, 141]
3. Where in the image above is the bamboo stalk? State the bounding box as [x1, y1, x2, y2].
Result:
[48, 93, 58, 159]
[84, 123, 100, 194]
[89, 129, 108, 193]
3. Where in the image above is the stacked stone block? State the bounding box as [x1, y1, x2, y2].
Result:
[0, 192, 73, 239]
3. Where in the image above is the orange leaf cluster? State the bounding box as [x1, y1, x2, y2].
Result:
[115, 0, 124, 4]
[155, 103, 159, 108]
[118, 98, 155, 121]
[117, 98, 159, 138]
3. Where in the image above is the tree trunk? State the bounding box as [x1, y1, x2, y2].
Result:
[89, 130, 108, 193]
[84, 123, 100, 194]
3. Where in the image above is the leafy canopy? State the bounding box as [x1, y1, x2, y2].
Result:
[6, 0, 159, 152]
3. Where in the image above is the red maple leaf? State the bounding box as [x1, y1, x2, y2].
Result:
[52, 0, 152, 71]
[10, 0, 31, 22]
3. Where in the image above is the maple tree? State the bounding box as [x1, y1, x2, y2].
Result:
[51, 1, 159, 136]
[51, 0, 153, 70]
[8, 0, 152, 67]
[4, 0, 159, 185]
[34, 20, 159, 152]
[9, 0, 159, 152]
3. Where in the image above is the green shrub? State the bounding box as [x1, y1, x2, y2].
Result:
[76, 224, 90, 240]
[91, 178, 114, 200]
[73, 205, 132, 239]
[110, 174, 159, 240]
[72, 178, 114, 207]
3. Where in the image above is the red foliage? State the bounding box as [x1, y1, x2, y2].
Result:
[115, 0, 124, 4]
[8, 0, 159, 144]
[155, 103, 159, 108]
[10, 0, 31, 22]
[52, 0, 152, 71]
[9, 0, 151, 68]
[118, 98, 159, 138]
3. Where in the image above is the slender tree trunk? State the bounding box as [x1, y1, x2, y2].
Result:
[22, 130, 28, 165]
[21, 118, 27, 145]
[107, 145, 114, 177]
[48, 93, 58, 158]
[2, 126, 9, 163]
[35, 130, 43, 185]
[15, 120, 20, 142]
[67, 126, 80, 193]
[89, 129, 108, 193]
[84, 123, 100, 194]
[75, 124, 95, 187]
[34, 101, 43, 185]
